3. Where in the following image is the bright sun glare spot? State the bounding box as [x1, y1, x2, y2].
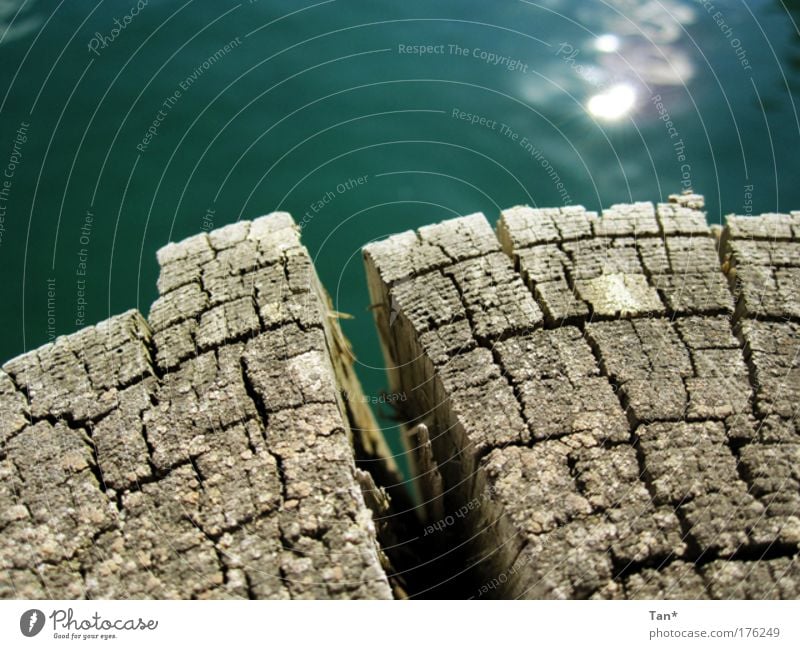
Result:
[595, 34, 620, 53]
[587, 84, 636, 120]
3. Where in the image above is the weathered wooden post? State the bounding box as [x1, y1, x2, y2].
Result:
[364, 194, 800, 598]
[2, 194, 799, 599]
[0, 213, 393, 599]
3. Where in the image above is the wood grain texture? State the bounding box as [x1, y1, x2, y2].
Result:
[364, 193, 800, 599]
[3, 194, 799, 600]
[0, 213, 391, 599]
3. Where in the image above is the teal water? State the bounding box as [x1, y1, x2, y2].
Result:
[1, 0, 799, 465]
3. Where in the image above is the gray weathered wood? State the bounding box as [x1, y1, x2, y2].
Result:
[364, 192, 800, 599]
[4, 193, 799, 600]
[1, 213, 392, 599]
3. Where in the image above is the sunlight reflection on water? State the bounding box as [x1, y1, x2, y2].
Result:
[544, 0, 699, 120]
[588, 82, 637, 120]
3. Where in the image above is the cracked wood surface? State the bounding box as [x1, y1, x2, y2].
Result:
[4, 196, 799, 601]
[0, 213, 391, 600]
[364, 193, 800, 599]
